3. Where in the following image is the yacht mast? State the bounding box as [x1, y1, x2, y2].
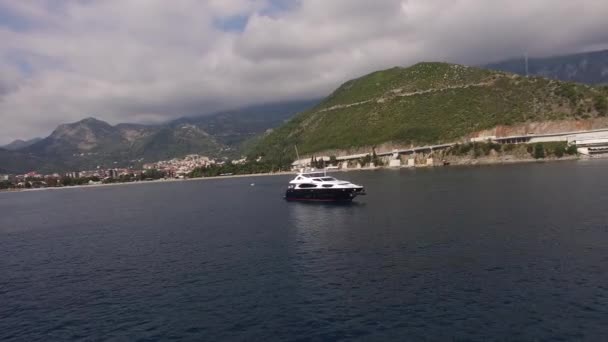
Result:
[294, 145, 300, 162]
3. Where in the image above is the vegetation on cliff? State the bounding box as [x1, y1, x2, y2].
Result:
[444, 141, 577, 161]
[249, 62, 608, 164]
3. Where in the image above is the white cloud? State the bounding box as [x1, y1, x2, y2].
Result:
[0, 0, 607, 144]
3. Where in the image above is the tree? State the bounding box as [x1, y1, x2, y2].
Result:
[61, 177, 74, 186]
[489, 142, 502, 152]
[457, 143, 473, 155]
[188, 159, 284, 178]
[566, 144, 578, 155]
[556, 83, 580, 106]
[329, 155, 337, 166]
[594, 95, 608, 116]
[526, 145, 534, 154]
[190, 167, 204, 178]
[533, 143, 545, 159]
[473, 143, 483, 158]
[360, 154, 372, 167]
[372, 148, 384, 166]
[143, 169, 165, 180]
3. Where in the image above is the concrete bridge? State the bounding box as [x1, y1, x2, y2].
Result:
[473, 128, 608, 145]
[292, 143, 457, 169]
[473, 128, 608, 156]
[291, 128, 608, 170]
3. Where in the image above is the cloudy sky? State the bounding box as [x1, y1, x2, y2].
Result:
[1, 0, 608, 144]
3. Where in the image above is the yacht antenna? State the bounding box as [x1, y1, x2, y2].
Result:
[524, 52, 529, 77]
[294, 145, 300, 161]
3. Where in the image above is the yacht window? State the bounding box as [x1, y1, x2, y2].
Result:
[307, 173, 324, 177]
[322, 184, 334, 188]
[313, 178, 322, 182]
[298, 184, 316, 188]
[321, 177, 336, 181]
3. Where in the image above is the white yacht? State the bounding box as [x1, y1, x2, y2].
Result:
[285, 171, 365, 202]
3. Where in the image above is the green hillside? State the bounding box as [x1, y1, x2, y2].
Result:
[0, 148, 54, 174]
[249, 62, 608, 163]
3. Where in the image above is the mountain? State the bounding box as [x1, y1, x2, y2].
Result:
[130, 124, 223, 161]
[249, 62, 608, 162]
[17, 117, 224, 172]
[486, 50, 608, 85]
[26, 117, 127, 155]
[3, 99, 318, 173]
[0, 148, 50, 174]
[174, 99, 320, 146]
[2, 138, 42, 151]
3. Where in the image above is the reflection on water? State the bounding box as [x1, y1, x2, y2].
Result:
[287, 201, 366, 254]
[3, 162, 608, 340]
[288, 201, 364, 227]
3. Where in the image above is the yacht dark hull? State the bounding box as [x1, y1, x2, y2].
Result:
[285, 188, 365, 202]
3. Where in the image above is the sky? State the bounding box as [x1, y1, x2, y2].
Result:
[1, 0, 608, 144]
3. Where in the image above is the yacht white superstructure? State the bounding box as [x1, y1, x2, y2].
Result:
[285, 171, 365, 202]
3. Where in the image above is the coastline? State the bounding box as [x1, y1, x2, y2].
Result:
[2, 154, 599, 194]
[0, 171, 298, 194]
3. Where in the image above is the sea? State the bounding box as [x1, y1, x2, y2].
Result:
[1, 160, 608, 341]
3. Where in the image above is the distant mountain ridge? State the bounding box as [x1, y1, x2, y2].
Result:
[7, 50, 608, 174]
[173, 100, 319, 146]
[2, 138, 42, 151]
[1, 99, 318, 173]
[486, 49, 608, 85]
[17, 117, 217, 172]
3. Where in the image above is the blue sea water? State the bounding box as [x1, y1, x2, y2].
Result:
[1, 161, 608, 341]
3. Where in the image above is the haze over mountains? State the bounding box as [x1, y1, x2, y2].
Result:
[2, 138, 43, 151]
[3, 49, 608, 174]
[0, 100, 317, 173]
[487, 50, 608, 85]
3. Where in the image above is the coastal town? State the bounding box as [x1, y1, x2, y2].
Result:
[0, 154, 237, 190]
[5, 126, 608, 191]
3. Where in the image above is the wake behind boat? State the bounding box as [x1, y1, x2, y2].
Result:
[285, 170, 366, 202]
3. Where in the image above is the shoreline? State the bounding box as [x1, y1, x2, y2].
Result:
[0, 171, 297, 194]
[2, 154, 604, 194]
